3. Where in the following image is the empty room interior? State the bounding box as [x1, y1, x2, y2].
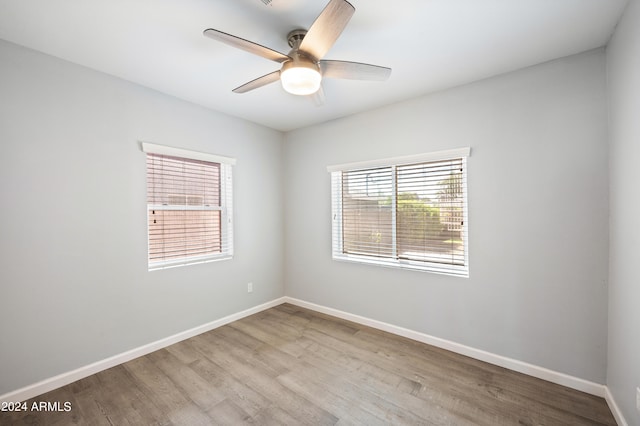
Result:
[0, 0, 639, 425]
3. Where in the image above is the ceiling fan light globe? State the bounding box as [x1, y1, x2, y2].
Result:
[281, 66, 322, 96]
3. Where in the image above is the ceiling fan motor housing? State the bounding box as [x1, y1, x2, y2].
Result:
[280, 29, 322, 95]
[281, 51, 320, 74]
[283, 29, 321, 79]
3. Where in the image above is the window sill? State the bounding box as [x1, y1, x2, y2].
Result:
[149, 254, 232, 271]
[332, 253, 468, 278]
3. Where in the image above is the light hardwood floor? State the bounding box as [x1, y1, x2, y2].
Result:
[1, 303, 616, 425]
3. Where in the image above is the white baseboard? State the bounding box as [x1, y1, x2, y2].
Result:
[604, 387, 629, 426]
[283, 297, 607, 398]
[0, 297, 286, 405]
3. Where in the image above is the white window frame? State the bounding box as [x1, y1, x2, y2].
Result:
[142, 142, 235, 271]
[328, 148, 470, 277]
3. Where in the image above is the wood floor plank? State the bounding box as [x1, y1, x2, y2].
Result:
[1, 303, 616, 425]
[285, 328, 493, 425]
[205, 398, 250, 425]
[228, 314, 457, 424]
[146, 349, 227, 412]
[124, 355, 215, 425]
[276, 370, 390, 426]
[188, 356, 270, 419]
[189, 331, 338, 425]
[215, 321, 391, 424]
[85, 365, 167, 425]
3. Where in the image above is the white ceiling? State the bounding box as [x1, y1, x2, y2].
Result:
[0, 0, 628, 132]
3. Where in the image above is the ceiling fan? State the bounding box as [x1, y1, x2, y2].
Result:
[203, 0, 391, 100]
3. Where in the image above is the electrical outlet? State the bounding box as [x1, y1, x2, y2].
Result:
[247, 282, 253, 293]
[636, 387, 640, 412]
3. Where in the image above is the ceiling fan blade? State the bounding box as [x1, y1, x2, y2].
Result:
[308, 86, 325, 106]
[204, 29, 290, 63]
[299, 0, 355, 60]
[232, 70, 281, 93]
[320, 60, 392, 80]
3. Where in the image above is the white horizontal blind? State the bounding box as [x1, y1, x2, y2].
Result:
[396, 159, 466, 266]
[331, 151, 469, 277]
[340, 167, 394, 258]
[146, 153, 233, 270]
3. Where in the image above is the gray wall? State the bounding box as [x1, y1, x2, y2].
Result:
[284, 49, 610, 384]
[606, 0, 640, 422]
[0, 39, 285, 395]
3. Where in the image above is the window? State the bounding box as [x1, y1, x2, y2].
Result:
[329, 148, 470, 277]
[142, 142, 235, 270]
